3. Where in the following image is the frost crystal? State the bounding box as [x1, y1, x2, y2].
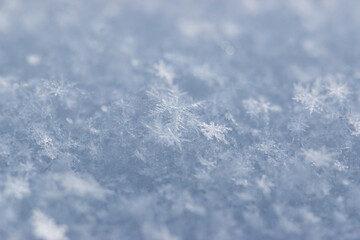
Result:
[326, 76, 350, 103]
[146, 85, 202, 148]
[43, 79, 76, 98]
[287, 116, 309, 134]
[256, 175, 274, 195]
[154, 61, 175, 85]
[243, 97, 281, 119]
[199, 122, 232, 144]
[293, 83, 325, 114]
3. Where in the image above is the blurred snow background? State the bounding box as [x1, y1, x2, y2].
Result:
[1, 0, 360, 239]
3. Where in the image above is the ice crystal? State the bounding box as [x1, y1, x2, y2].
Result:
[153, 61, 175, 85]
[326, 78, 350, 103]
[256, 175, 274, 195]
[199, 122, 232, 144]
[293, 83, 325, 114]
[287, 116, 309, 134]
[146, 85, 202, 148]
[243, 97, 281, 119]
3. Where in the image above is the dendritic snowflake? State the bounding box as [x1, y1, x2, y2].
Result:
[243, 97, 281, 119]
[256, 175, 274, 195]
[293, 82, 325, 114]
[42, 78, 76, 99]
[326, 77, 350, 103]
[146, 85, 202, 148]
[287, 116, 309, 134]
[199, 121, 232, 144]
[153, 60, 175, 85]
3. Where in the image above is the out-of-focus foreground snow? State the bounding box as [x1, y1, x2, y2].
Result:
[1, 0, 360, 239]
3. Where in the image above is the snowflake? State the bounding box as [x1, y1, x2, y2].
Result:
[287, 116, 309, 134]
[40, 135, 54, 146]
[192, 64, 224, 86]
[243, 97, 281, 118]
[293, 82, 325, 113]
[147, 85, 202, 148]
[19, 162, 35, 173]
[256, 175, 274, 195]
[255, 140, 278, 155]
[198, 156, 217, 169]
[145, 119, 183, 149]
[148, 86, 201, 120]
[334, 160, 349, 171]
[30, 126, 59, 160]
[199, 121, 232, 144]
[326, 79, 350, 103]
[153, 60, 175, 84]
[43, 78, 76, 98]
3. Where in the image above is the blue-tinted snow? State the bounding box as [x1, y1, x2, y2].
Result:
[1, 0, 360, 239]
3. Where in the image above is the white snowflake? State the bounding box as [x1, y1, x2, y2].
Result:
[256, 175, 274, 195]
[256, 140, 278, 155]
[293, 83, 325, 114]
[334, 160, 349, 171]
[145, 120, 183, 149]
[243, 97, 281, 118]
[199, 121, 232, 144]
[153, 60, 175, 84]
[198, 156, 217, 169]
[192, 64, 224, 86]
[287, 116, 309, 134]
[147, 85, 202, 148]
[31, 126, 58, 160]
[148, 86, 202, 121]
[43, 78, 76, 98]
[326, 79, 350, 103]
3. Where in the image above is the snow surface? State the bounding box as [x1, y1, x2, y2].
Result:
[1, 0, 360, 239]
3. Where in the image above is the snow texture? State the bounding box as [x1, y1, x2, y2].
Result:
[1, 0, 360, 239]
